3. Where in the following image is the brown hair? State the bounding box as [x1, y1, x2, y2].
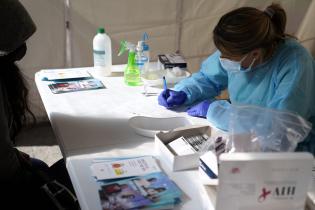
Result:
[213, 3, 287, 57]
[0, 44, 36, 142]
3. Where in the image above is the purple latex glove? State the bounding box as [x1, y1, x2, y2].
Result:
[186, 99, 213, 118]
[158, 89, 187, 109]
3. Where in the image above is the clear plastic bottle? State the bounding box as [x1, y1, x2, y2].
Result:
[141, 32, 150, 72]
[135, 41, 146, 74]
[92, 27, 112, 77]
[142, 32, 150, 63]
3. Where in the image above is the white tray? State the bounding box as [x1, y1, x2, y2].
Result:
[128, 116, 191, 138]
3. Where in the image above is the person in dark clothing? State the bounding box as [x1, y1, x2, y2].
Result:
[0, 0, 78, 209]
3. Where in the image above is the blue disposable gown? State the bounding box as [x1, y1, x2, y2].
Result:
[174, 38, 315, 154]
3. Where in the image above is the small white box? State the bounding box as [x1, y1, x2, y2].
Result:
[155, 125, 215, 171]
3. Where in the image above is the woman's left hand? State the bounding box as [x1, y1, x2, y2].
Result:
[186, 99, 214, 118]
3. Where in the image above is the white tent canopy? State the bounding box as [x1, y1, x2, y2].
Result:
[19, 0, 315, 120]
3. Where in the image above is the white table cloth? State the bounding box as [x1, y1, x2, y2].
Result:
[35, 66, 217, 210]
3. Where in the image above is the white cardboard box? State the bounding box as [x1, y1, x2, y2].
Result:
[155, 125, 214, 171]
[216, 152, 313, 210]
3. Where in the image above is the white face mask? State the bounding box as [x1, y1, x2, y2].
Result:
[219, 54, 256, 73]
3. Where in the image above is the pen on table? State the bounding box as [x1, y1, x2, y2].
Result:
[163, 76, 167, 90]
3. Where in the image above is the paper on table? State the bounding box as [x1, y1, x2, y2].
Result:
[91, 156, 161, 180]
[41, 68, 92, 81]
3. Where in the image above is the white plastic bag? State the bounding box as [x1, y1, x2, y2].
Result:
[228, 105, 312, 152]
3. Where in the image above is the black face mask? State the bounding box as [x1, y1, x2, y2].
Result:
[0, 43, 27, 63]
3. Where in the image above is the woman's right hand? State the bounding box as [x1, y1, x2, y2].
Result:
[158, 89, 187, 109]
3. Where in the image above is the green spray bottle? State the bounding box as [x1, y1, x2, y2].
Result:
[118, 41, 142, 86]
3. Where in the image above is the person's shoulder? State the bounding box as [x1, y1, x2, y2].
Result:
[274, 37, 314, 69]
[200, 50, 226, 73]
[273, 38, 314, 77]
[202, 50, 221, 65]
[208, 50, 221, 59]
[279, 38, 310, 57]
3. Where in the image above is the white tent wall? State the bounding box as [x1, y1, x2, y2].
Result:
[68, 0, 179, 68]
[17, 0, 314, 121]
[180, 0, 312, 72]
[19, 0, 66, 121]
[296, 0, 315, 56]
[69, 0, 311, 70]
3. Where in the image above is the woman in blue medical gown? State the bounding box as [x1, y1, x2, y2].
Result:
[158, 4, 315, 154]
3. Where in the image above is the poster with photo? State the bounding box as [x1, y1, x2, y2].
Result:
[98, 172, 182, 210]
[48, 79, 105, 94]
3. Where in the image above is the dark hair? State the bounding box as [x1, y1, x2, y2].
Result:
[213, 3, 287, 57]
[0, 45, 36, 142]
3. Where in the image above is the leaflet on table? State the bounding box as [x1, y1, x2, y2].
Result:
[91, 156, 161, 180]
[97, 172, 182, 210]
[41, 68, 92, 81]
[48, 79, 105, 94]
[92, 156, 149, 163]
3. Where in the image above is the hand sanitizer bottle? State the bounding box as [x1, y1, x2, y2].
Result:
[92, 27, 112, 77]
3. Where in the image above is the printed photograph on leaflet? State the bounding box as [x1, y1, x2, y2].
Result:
[98, 172, 182, 210]
[48, 79, 105, 94]
[99, 182, 152, 210]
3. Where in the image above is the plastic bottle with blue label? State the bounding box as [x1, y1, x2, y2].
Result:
[92, 27, 112, 77]
[135, 41, 146, 74]
[142, 32, 150, 64]
[135, 33, 150, 74]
